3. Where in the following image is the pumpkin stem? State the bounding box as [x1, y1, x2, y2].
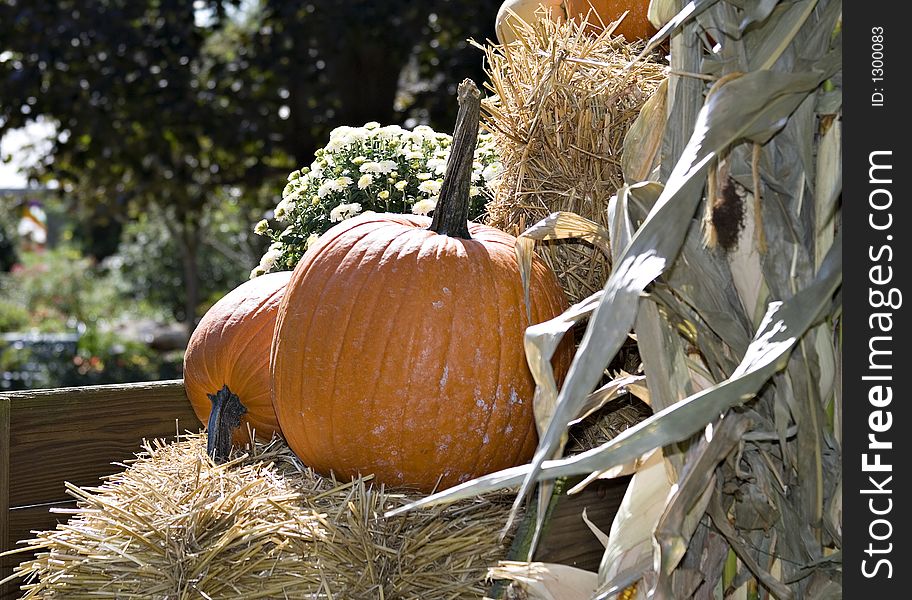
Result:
[428, 79, 481, 239]
[206, 384, 247, 463]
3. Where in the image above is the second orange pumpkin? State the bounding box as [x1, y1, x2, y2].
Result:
[184, 271, 291, 459]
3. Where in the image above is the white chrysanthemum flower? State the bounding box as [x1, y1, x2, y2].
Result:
[330, 202, 363, 222]
[324, 138, 345, 153]
[413, 125, 435, 137]
[360, 162, 382, 174]
[364, 121, 380, 130]
[426, 157, 447, 175]
[274, 197, 295, 220]
[329, 125, 354, 138]
[395, 180, 408, 192]
[259, 247, 282, 271]
[317, 179, 340, 199]
[358, 174, 374, 189]
[376, 125, 405, 140]
[482, 161, 504, 183]
[254, 219, 269, 235]
[378, 160, 398, 173]
[281, 181, 298, 198]
[418, 180, 442, 195]
[305, 233, 321, 249]
[416, 172, 432, 181]
[378, 190, 390, 200]
[470, 185, 481, 197]
[337, 176, 353, 188]
[411, 198, 437, 216]
[329, 204, 346, 222]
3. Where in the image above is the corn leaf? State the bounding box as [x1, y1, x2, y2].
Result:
[622, 78, 668, 184]
[596, 449, 671, 593]
[651, 413, 753, 597]
[519, 211, 612, 255]
[814, 118, 840, 268]
[733, 0, 782, 32]
[748, 0, 819, 71]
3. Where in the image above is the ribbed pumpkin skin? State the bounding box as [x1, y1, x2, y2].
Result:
[566, 0, 656, 41]
[184, 271, 292, 446]
[271, 213, 571, 492]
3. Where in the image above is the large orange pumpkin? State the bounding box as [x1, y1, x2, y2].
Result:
[271, 81, 572, 492]
[184, 271, 292, 460]
[565, 0, 656, 41]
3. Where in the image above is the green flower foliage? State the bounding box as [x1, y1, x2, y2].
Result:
[252, 122, 502, 276]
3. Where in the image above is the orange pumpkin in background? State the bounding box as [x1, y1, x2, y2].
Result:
[184, 271, 292, 460]
[495, 0, 657, 44]
[270, 81, 573, 492]
[565, 0, 657, 41]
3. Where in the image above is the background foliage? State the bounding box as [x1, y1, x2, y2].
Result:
[1, 0, 500, 388]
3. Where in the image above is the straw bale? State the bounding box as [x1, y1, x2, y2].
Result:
[4, 434, 516, 599]
[481, 16, 666, 303]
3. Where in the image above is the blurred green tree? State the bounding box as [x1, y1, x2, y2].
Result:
[0, 0, 498, 333]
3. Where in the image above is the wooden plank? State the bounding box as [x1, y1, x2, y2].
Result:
[0, 397, 9, 555]
[533, 475, 632, 571]
[2, 380, 198, 508]
[0, 397, 10, 600]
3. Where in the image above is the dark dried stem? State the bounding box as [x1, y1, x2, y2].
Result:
[428, 79, 481, 239]
[206, 384, 247, 462]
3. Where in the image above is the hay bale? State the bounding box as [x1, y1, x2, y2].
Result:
[6, 434, 516, 599]
[481, 16, 666, 303]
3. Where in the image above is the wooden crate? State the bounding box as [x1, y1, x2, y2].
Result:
[0, 380, 627, 598]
